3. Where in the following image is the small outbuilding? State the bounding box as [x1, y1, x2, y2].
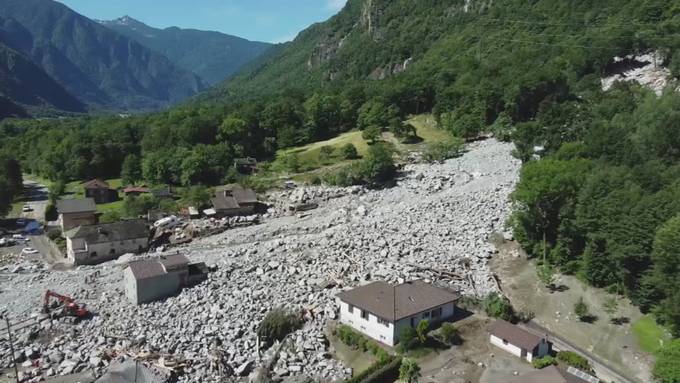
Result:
[64, 219, 149, 265]
[57, 198, 97, 232]
[123, 254, 208, 305]
[489, 320, 551, 362]
[83, 179, 118, 204]
[336, 280, 459, 346]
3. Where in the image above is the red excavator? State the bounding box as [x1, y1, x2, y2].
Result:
[43, 290, 89, 321]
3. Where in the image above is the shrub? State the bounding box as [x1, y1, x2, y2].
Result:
[399, 327, 420, 351]
[336, 325, 390, 362]
[340, 143, 359, 160]
[46, 229, 62, 241]
[574, 297, 590, 321]
[423, 138, 464, 163]
[310, 176, 322, 185]
[257, 308, 303, 346]
[399, 358, 421, 383]
[483, 293, 516, 322]
[439, 323, 461, 345]
[99, 210, 121, 223]
[416, 319, 429, 344]
[532, 356, 557, 369]
[344, 355, 401, 383]
[556, 351, 590, 371]
[44, 202, 58, 221]
[362, 125, 382, 144]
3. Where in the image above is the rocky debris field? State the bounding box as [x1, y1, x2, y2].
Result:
[0, 139, 520, 382]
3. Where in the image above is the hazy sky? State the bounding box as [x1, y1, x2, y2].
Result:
[56, 0, 347, 43]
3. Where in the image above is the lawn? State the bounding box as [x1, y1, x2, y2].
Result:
[271, 131, 369, 173]
[406, 114, 452, 144]
[633, 314, 671, 354]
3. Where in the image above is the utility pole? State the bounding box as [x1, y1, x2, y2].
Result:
[4, 317, 20, 383]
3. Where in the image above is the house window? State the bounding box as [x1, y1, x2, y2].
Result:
[422, 311, 430, 319]
[110, 248, 116, 254]
[431, 307, 442, 318]
[377, 317, 389, 327]
[361, 310, 368, 320]
[502, 339, 509, 345]
[90, 252, 97, 258]
[348, 304, 354, 314]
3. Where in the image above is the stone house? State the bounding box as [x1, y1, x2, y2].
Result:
[64, 219, 149, 265]
[57, 198, 97, 232]
[336, 280, 459, 346]
[210, 185, 259, 217]
[82, 179, 118, 204]
[489, 320, 551, 362]
[123, 254, 208, 305]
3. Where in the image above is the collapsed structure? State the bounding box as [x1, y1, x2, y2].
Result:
[210, 185, 259, 217]
[123, 254, 209, 305]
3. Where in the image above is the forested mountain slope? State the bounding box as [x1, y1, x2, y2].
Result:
[0, 38, 85, 114]
[100, 16, 272, 85]
[2, 0, 680, 348]
[0, 0, 206, 112]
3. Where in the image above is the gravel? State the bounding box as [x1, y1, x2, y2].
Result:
[0, 139, 520, 382]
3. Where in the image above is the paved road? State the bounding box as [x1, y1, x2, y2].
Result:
[20, 179, 49, 223]
[521, 321, 638, 383]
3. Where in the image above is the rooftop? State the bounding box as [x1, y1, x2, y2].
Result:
[212, 185, 258, 210]
[489, 320, 546, 351]
[56, 198, 96, 214]
[82, 179, 111, 189]
[336, 280, 459, 322]
[160, 254, 189, 271]
[508, 365, 591, 383]
[127, 260, 167, 280]
[64, 220, 149, 244]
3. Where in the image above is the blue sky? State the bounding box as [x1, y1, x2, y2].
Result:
[56, 0, 347, 43]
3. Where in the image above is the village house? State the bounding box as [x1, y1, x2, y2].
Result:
[489, 320, 551, 362]
[56, 198, 97, 232]
[336, 280, 459, 346]
[64, 219, 149, 265]
[509, 365, 595, 383]
[122, 186, 150, 197]
[233, 157, 258, 174]
[210, 185, 259, 217]
[123, 254, 209, 305]
[82, 179, 118, 204]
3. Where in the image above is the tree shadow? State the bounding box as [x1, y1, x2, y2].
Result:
[549, 284, 570, 293]
[611, 317, 630, 325]
[579, 315, 598, 324]
[401, 135, 424, 144]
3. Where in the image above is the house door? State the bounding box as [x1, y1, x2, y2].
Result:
[410, 317, 415, 327]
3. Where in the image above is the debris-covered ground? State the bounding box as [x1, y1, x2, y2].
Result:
[0, 139, 520, 382]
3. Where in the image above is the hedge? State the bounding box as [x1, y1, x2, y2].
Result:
[556, 351, 591, 371]
[345, 356, 402, 383]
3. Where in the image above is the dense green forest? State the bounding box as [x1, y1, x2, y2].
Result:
[2, 0, 680, 358]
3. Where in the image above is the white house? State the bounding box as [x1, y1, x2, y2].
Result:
[489, 320, 551, 362]
[336, 280, 459, 347]
[64, 220, 149, 265]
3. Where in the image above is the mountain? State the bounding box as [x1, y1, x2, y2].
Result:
[0, 0, 206, 112]
[100, 16, 272, 86]
[0, 37, 85, 114]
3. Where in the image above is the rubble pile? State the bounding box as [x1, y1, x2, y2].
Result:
[0, 139, 520, 382]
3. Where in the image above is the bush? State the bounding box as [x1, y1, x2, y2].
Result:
[556, 351, 590, 371]
[344, 355, 401, 383]
[327, 143, 396, 187]
[439, 323, 461, 345]
[416, 319, 429, 344]
[100, 210, 121, 223]
[399, 327, 420, 352]
[340, 143, 359, 160]
[483, 293, 516, 322]
[46, 229, 62, 241]
[257, 308, 303, 346]
[362, 125, 382, 144]
[399, 358, 421, 383]
[532, 356, 557, 369]
[44, 202, 58, 222]
[574, 297, 591, 322]
[336, 325, 390, 362]
[423, 138, 464, 163]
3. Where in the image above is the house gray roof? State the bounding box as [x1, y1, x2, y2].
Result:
[336, 280, 459, 322]
[489, 320, 546, 351]
[509, 365, 590, 383]
[64, 220, 149, 244]
[212, 185, 258, 211]
[56, 198, 96, 214]
[127, 259, 167, 280]
[160, 254, 189, 271]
